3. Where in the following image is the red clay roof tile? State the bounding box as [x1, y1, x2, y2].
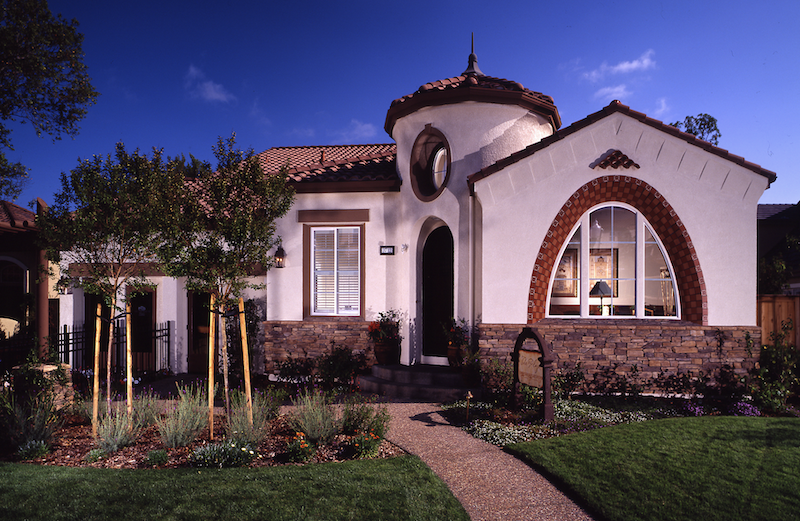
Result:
[254, 144, 399, 193]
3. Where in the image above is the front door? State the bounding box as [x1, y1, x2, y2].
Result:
[129, 291, 155, 372]
[187, 292, 211, 374]
[421, 226, 454, 359]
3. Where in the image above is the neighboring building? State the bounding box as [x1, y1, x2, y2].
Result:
[58, 52, 777, 381]
[0, 199, 52, 366]
[758, 203, 800, 295]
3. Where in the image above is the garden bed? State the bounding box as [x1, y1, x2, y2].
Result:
[0, 411, 406, 469]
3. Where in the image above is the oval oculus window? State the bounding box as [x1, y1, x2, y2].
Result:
[410, 126, 451, 201]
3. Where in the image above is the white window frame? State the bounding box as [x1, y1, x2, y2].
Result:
[546, 202, 681, 319]
[311, 226, 361, 316]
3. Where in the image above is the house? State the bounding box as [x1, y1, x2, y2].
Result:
[0, 199, 53, 369]
[758, 203, 800, 295]
[58, 51, 776, 382]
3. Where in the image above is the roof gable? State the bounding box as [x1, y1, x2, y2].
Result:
[0, 200, 36, 234]
[467, 101, 777, 190]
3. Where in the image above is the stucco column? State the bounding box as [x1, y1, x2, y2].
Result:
[37, 248, 49, 359]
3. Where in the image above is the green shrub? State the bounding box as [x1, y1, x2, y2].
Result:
[226, 387, 285, 445]
[341, 396, 390, 438]
[553, 362, 586, 399]
[317, 343, 366, 391]
[133, 390, 163, 426]
[0, 389, 62, 451]
[750, 320, 798, 413]
[146, 449, 169, 467]
[96, 410, 142, 453]
[189, 439, 256, 468]
[480, 358, 514, 407]
[156, 383, 208, 448]
[519, 384, 543, 412]
[289, 390, 340, 445]
[84, 447, 105, 463]
[17, 439, 49, 460]
[276, 357, 316, 392]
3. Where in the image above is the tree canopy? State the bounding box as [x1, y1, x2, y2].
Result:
[161, 133, 295, 306]
[669, 113, 721, 146]
[0, 0, 99, 200]
[38, 143, 189, 429]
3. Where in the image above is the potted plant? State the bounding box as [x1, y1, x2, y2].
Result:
[444, 318, 471, 367]
[368, 310, 402, 365]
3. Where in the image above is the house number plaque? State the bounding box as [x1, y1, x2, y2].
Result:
[380, 246, 395, 255]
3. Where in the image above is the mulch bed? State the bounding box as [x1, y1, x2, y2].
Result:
[1, 413, 406, 469]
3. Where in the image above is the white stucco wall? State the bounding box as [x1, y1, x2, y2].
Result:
[473, 113, 769, 326]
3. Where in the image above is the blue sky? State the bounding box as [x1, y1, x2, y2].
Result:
[8, 0, 800, 206]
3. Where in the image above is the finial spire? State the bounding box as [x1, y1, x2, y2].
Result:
[462, 32, 484, 76]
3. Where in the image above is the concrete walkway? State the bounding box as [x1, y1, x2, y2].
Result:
[384, 402, 595, 521]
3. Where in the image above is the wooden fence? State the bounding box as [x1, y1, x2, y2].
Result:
[757, 295, 800, 347]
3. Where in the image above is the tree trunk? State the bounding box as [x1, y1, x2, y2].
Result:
[219, 306, 231, 422]
[106, 296, 117, 416]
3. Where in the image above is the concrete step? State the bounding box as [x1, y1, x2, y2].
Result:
[357, 364, 480, 403]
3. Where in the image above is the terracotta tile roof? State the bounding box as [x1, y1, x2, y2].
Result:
[385, 74, 561, 135]
[468, 101, 778, 189]
[0, 200, 36, 234]
[255, 144, 399, 193]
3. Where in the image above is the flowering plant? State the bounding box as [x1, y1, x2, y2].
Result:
[348, 429, 382, 459]
[286, 431, 314, 463]
[444, 317, 472, 348]
[368, 310, 402, 344]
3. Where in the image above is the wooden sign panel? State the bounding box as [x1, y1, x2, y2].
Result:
[518, 349, 543, 388]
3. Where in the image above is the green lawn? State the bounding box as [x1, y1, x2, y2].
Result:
[506, 416, 800, 521]
[0, 455, 469, 521]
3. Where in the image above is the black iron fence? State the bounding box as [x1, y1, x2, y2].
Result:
[55, 321, 173, 374]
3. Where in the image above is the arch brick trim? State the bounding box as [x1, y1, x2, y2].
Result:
[528, 175, 707, 325]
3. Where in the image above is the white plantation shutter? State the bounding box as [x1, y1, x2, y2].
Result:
[312, 227, 360, 315]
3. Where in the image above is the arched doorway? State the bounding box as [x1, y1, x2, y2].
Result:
[421, 226, 454, 359]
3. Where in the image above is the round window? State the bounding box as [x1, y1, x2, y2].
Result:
[410, 126, 451, 201]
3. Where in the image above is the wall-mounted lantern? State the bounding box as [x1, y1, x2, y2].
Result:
[274, 246, 286, 268]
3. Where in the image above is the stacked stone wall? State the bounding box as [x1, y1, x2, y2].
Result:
[262, 319, 373, 373]
[477, 319, 761, 385]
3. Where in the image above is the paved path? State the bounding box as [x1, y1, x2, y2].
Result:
[384, 402, 595, 521]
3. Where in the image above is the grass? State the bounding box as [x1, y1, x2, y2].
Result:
[0, 455, 469, 521]
[506, 416, 800, 521]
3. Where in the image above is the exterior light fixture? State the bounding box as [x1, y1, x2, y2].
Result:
[274, 246, 286, 268]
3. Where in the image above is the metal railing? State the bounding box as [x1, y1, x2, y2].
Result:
[55, 320, 172, 374]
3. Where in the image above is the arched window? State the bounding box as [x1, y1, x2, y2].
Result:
[547, 204, 679, 318]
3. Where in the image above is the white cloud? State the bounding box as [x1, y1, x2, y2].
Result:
[653, 97, 669, 118]
[184, 65, 236, 103]
[334, 119, 378, 142]
[593, 85, 631, 103]
[584, 50, 656, 83]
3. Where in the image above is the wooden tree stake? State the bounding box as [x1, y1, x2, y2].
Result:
[207, 294, 216, 440]
[126, 302, 133, 420]
[238, 298, 253, 426]
[92, 303, 101, 438]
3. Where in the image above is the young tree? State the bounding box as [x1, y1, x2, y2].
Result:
[669, 113, 721, 146]
[161, 133, 294, 428]
[38, 144, 187, 434]
[1, 0, 99, 200]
